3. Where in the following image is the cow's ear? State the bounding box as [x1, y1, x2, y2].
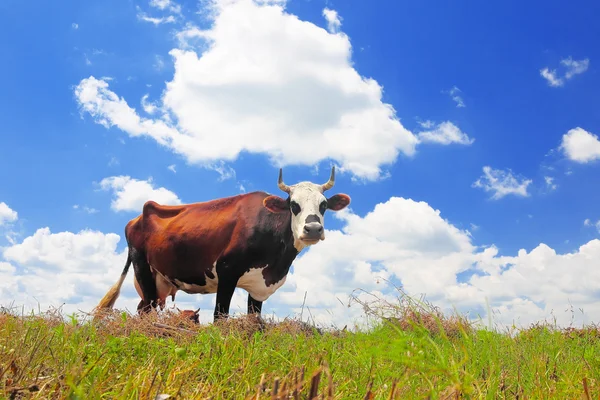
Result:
[327, 194, 351, 211]
[263, 195, 289, 213]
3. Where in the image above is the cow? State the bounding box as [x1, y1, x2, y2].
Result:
[93, 167, 350, 322]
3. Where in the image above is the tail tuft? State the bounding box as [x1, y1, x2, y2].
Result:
[93, 251, 132, 316]
[94, 279, 123, 311]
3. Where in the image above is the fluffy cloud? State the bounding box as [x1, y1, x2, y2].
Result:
[561, 57, 590, 79]
[273, 197, 600, 329]
[472, 166, 532, 200]
[540, 57, 590, 87]
[322, 8, 341, 33]
[417, 121, 474, 145]
[560, 127, 600, 163]
[74, 0, 477, 181]
[0, 228, 135, 315]
[137, 0, 179, 26]
[540, 68, 563, 87]
[1, 197, 599, 329]
[149, 0, 181, 14]
[141, 94, 159, 115]
[0, 202, 18, 226]
[99, 176, 182, 212]
[137, 13, 176, 25]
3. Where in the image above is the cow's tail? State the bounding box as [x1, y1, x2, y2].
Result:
[94, 249, 132, 313]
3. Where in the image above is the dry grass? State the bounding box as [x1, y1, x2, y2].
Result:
[2, 293, 600, 399]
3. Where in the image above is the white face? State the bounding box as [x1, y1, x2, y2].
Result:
[287, 182, 329, 249]
[263, 167, 350, 251]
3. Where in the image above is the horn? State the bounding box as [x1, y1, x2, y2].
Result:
[278, 168, 291, 194]
[176, 307, 182, 312]
[194, 307, 200, 314]
[321, 166, 335, 192]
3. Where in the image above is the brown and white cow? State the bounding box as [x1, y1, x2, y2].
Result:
[94, 167, 350, 322]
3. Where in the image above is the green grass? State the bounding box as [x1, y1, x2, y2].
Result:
[1, 295, 600, 399]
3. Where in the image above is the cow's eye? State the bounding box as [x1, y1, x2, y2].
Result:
[290, 201, 301, 215]
[319, 201, 327, 214]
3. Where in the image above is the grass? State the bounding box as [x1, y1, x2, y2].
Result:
[1, 292, 600, 399]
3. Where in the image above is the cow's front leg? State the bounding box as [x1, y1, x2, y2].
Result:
[214, 276, 238, 322]
[247, 294, 263, 314]
[247, 294, 266, 331]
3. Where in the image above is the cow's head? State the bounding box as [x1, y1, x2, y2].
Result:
[263, 166, 351, 250]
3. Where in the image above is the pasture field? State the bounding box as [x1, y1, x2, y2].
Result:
[1, 296, 600, 399]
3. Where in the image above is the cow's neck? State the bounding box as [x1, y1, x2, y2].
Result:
[270, 207, 297, 255]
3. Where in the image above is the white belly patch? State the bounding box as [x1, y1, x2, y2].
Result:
[237, 265, 287, 302]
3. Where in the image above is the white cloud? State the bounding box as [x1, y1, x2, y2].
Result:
[272, 197, 600, 329]
[167, 164, 177, 173]
[74, 0, 434, 181]
[137, 9, 177, 25]
[149, 0, 181, 13]
[99, 176, 182, 212]
[417, 121, 474, 146]
[322, 8, 341, 33]
[560, 127, 600, 163]
[208, 161, 236, 181]
[418, 120, 435, 129]
[584, 218, 600, 233]
[544, 176, 557, 191]
[446, 86, 466, 108]
[540, 68, 563, 87]
[0, 202, 18, 226]
[561, 57, 590, 79]
[0, 228, 136, 316]
[141, 94, 159, 115]
[73, 205, 99, 214]
[472, 166, 532, 200]
[71, 23, 79, 30]
[541, 57, 589, 87]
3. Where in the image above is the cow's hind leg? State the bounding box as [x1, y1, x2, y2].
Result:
[131, 248, 158, 315]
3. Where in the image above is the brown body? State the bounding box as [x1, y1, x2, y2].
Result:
[95, 191, 298, 320]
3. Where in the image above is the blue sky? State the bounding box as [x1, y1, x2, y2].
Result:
[1, 0, 599, 328]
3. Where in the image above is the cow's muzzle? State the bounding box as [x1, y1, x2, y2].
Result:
[301, 222, 324, 243]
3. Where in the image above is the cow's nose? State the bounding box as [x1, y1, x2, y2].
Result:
[303, 222, 323, 239]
